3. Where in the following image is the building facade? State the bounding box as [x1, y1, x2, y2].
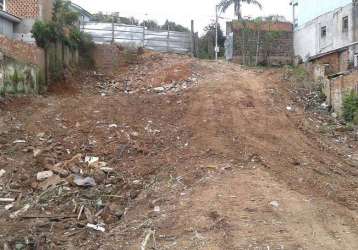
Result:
[291, 0, 352, 28]
[0, 0, 92, 42]
[293, 0, 358, 73]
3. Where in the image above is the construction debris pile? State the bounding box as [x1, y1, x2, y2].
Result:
[92, 52, 200, 96]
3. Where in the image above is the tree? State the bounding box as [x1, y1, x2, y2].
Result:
[198, 22, 225, 59]
[218, 0, 262, 20]
[140, 20, 160, 30]
[161, 20, 189, 32]
[32, 0, 93, 82]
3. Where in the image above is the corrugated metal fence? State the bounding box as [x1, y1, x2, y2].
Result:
[81, 22, 193, 54]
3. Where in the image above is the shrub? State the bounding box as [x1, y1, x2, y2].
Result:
[343, 90, 358, 122]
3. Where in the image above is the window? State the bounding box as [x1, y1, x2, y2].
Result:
[321, 26, 327, 38]
[0, 0, 4, 10]
[343, 16, 349, 33]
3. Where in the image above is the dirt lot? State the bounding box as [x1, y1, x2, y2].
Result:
[0, 52, 358, 249]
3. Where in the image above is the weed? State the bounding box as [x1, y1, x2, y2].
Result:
[342, 90, 358, 122]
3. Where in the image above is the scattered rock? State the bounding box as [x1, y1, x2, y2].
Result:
[270, 201, 280, 208]
[73, 176, 97, 187]
[33, 148, 43, 158]
[10, 204, 30, 219]
[85, 156, 99, 166]
[86, 223, 105, 232]
[13, 140, 26, 144]
[0, 169, 5, 178]
[100, 167, 114, 173]
[109, 124, 118, 128]
[36, 171, 54, 181]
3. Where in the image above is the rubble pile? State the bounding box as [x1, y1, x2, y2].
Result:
[92, 52, 201, 96]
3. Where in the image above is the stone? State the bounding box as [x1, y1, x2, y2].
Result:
[36, 171, 54, 181]
[153, 86, 165, 93]
[74, 176, 97, 187]
[0, 169, 6, 178]
[270, 201, 280, 208]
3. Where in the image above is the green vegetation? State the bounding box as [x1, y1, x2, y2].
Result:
[93, 12, 139, 25]
[343, 91, 358, 124]
[31, 0, 94, 82]
[198, 23, 225, 59]
[92, 12, 189, 32]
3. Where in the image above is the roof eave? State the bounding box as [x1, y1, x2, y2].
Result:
[0, 10, 21, 23]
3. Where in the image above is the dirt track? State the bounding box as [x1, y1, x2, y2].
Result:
[0, 53, 358, 249]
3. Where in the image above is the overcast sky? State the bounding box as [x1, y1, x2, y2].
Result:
[72, 0, 292, 33]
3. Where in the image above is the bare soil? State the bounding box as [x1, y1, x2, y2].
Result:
[0, 52, 358, 250]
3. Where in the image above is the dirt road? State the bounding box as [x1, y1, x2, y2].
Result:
[0, 53, 357, 249]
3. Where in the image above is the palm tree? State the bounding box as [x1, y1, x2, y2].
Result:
[218, 0, 262, 20]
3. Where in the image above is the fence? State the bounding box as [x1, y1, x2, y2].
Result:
[81, 22, 193, 54]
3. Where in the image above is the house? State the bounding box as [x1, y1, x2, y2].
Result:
[0, 0, 92, 43]
[69, 2, 93, 25]
[292, 0, 358, 74]
[0, 10, 21, 38]
[226, 20, 294, 66]
[292, 0, 358, 116]
[1, 0, 54, 42]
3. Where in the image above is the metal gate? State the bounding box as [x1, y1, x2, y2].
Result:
[81, 22, 192, 54]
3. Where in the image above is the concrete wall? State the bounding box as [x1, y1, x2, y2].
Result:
[294, 3, 354, 61]
[0, 16, 14, 38]
[0, 34, 45, 95]
[324, 71, 358, 115]
[0, 53, 44, 95]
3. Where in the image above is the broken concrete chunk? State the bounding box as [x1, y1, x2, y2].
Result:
[270, 201, 280, 208]
[0, 169, 6, 178]
[0, 198, 16, 203]
[153, 86, 165, 93]
[5, 203, 14, 210]
[86, 223, 106, 232]
[74, 176, 97, 187]
[108, 124, 118, 128]
[10, 204, 30, 219]
[36, 132, 45, 138]
[85, 156, 99, 166]
[37, 171, 54, 181]
[100, 167, 114, 173]
[13, 140, 26, 144]
[33, 148, 43, 158]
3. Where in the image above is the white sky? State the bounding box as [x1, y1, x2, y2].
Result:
[72, 0, 292, 34]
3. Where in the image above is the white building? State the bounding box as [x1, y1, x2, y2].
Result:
[292, 0, 358, 70]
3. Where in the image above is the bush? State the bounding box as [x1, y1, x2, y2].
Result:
[343, 90, 358, 122]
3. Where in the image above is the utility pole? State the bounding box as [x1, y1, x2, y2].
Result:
[215, 5, 219, 60]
